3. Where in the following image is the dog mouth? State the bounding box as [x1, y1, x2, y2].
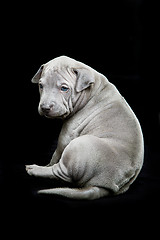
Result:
[43, 111, 69, 119]
[38, 105, 69, 119]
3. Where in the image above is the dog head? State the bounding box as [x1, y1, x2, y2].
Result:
[31, 56, 95, 119]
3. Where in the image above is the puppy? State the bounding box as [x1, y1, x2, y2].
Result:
[26, 56, 144, 200]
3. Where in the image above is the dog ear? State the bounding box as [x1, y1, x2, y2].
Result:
[74, 68, 95, 93]
[31, 65, 44, 83]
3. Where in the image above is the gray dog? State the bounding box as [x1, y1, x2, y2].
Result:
[26, 56, 144, 200]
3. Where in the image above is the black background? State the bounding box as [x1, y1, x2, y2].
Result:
[2, 0, 160, 235]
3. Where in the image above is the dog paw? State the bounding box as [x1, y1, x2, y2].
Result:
[25, 164, 53, 178]
[25, 164, 41, 177]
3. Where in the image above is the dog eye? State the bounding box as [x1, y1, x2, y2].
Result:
[39, 83, 43, 89]
[61, 86, 69, 92]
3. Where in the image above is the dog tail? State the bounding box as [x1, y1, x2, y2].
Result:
[37, 186, 109, 200]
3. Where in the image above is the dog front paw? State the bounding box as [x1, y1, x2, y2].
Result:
[25, 164, 53, 178]
[25, 164, 42, 177]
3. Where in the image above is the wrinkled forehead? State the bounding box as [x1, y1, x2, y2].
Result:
[41, 60, 76, 85]
[47, 55, 78, 66]
[44, 56, 87, 72]
[41, 57, 77, 83]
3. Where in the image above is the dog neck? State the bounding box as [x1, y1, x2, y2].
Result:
[68, 74, 109, 118]
[69, 89, 91, 117]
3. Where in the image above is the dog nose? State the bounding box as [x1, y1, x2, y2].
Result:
[40, 103, 54, 113]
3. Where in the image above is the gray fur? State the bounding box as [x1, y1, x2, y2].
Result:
[26, 56, 144, 200]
